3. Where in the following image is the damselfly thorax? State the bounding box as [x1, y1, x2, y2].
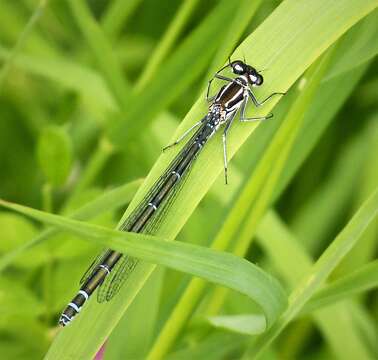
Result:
[212, 75, 248, 116]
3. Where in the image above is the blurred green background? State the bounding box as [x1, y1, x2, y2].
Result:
[0, 0, 377, 359]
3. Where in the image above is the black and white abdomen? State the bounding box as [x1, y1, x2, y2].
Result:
[59, 290, 89, 326]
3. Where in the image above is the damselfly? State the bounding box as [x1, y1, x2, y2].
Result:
[59, 59, 284, 326]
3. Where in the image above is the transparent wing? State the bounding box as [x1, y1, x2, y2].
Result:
[96, 116, 210, 301]
[95, 167, 192, 302]
[79, 249, 110, 284]
[119, 116, 208, 234]
[97, 254, 138, 302]
[142, 149, 199, 235]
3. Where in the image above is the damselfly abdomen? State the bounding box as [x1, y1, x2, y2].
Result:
[59, 60, 284, 326]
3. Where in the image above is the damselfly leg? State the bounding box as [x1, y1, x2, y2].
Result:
[247, 89, 286, 108]
[163, 117, 205, 151]
[222, 110, 237, 184]
[240, 94, 273, 122]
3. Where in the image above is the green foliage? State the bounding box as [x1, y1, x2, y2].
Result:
[37, 126, 73, 187]
[0, 198, 288, 332]
[0, 212, 47, 268]
[0, 0, 376, 359]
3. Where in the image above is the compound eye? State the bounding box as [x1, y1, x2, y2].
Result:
[249, 72, 263, 86]
[231, 60, 246, 74]
[249, 73, 264, 86]
[255, 74, 264, 86]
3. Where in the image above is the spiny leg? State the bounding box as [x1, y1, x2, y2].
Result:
[206, 78, 216, 102]
[222, 111, 237, 184]
[239, 93, 273, 122]
[207, 63, 230, 101]
[240, 107, 273, 121]
[222, 132, 228, 184]
[247, 89, 285, 107]
[240, 114, 273, 122]
[163, 119, 204, 152]
[207, 76, 232, 102]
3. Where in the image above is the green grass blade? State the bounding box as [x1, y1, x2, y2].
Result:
[69, 138, 115, 198]
[274, 62, 369, 200]
[290, 126, 370, 253]
[18, 0, 376, 357]
[108, 0, 240, 144]
[204, 45, 335, 315]
[66, 0, 131, 116]
[257, 211, 312, 286]
[326, 8, 378, 80]
[36, 125, 73, 187]
[334, 118, 378, 276]
[0, 0, 56, 56]
[136, 0, 200, 90]
[248, 188, 378, 358]
[1, 0, 376, 358]
[0, 0, 48, 90]
[256, 211, 374, 359]
[348, 302, 378, 355]
[166, 332, 245, 360]
[146, 43, 335, 360]
[0, 200, 287, 350]
[104, 269, 164, 359]
[204, 0, 263, 83]
[0, 45, 117, 111]
[120, 0, 377, 248]
[101, 0, 142, 39]
[0, 180, 142, 273]
[303, 260, 378, 313]
[206, 314, 267, 335]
